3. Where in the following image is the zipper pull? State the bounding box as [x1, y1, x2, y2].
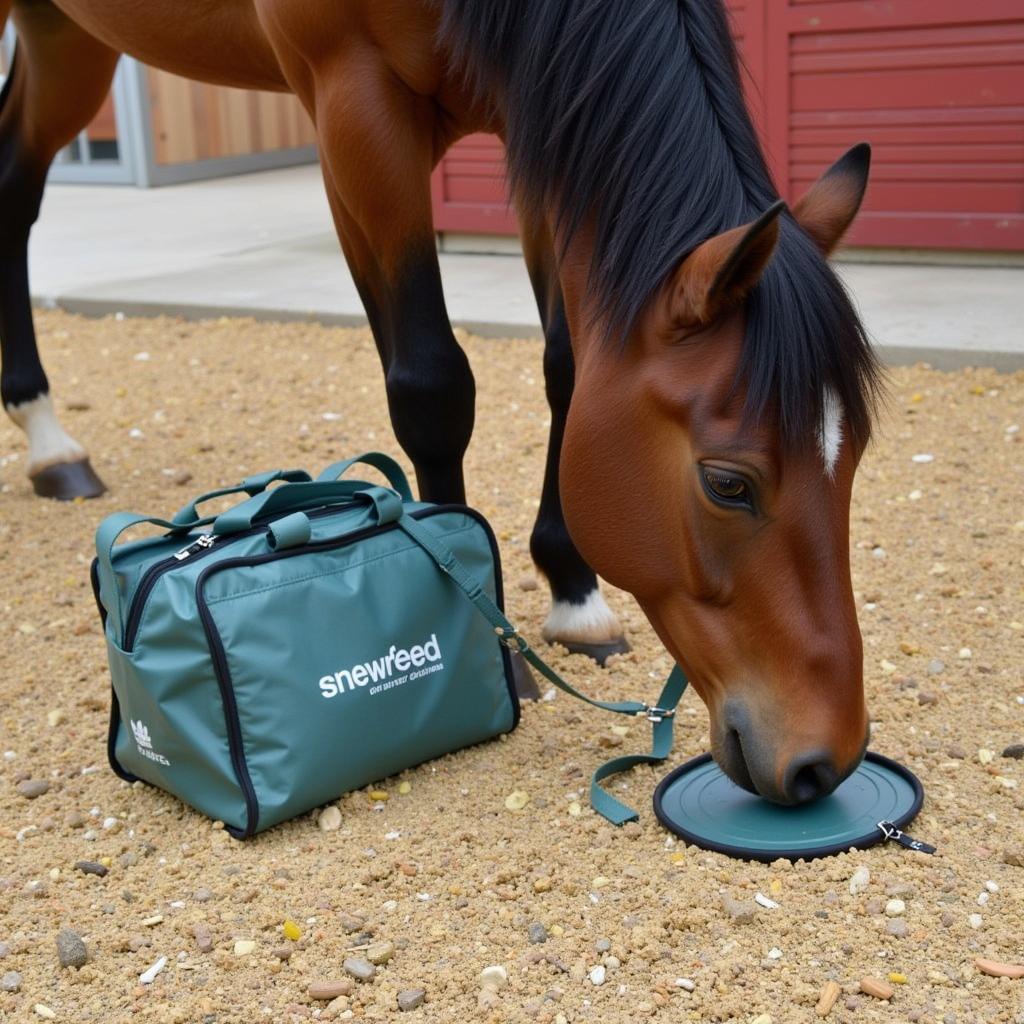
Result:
[173, 534, 216, 561]
[877, 820, 936, 855]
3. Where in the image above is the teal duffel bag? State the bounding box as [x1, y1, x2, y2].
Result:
[91, 453, 687, 837]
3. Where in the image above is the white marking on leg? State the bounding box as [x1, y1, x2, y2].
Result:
[5, 393, 85, 475]
[817, 387, 843, 479]
[541, 587, 624, 646]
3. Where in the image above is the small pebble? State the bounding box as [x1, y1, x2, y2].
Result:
[75, 860, 109, 878]
[886, 919, 908, 938]
[528, 923, 548, 944]
[754, 892, 779, 910]
[974, 958, 1024, 979]
[1002, 743, 1024, 759]
[56, 928, 88, 968]
[193, 924, 213, 953]
[344, 957, 376, 982]
[885, 899, 905, 917]
[365, 940, 394, 965]
[479, 965, 508, 990]
[309, 980, 354, 1000]
[282, 920, 301, 942]
[675, 978, 695, 992]
[2, 971, 22, 993]
[815, 980, 841, 1017]
[589, 965, 606, 986]
[595, 938, 611, 953]
[233, 940, 256, 956]
[849, 865, 871, 895]
[504, 790, 529, 811]
[968, 913, 983, 929]
[397, 988, 426, 1012]
[139, 956, 167, 984]
[318, 806, 342, 832]
[1002, 848, 1024, 867]
[339, 912, 366, 933]
[721, 893, 758, 923]
[34, 1005, 56, 1020]
[16, 779, 50, 799]
[517, 575, 539, 592]
[859, 976, 895, 1000]
[927, 659, 945, 675]
[750, 1015, 773, 1024]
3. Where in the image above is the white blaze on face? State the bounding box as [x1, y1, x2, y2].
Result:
[817, 387, 844, 478]
[541, 588, 624, 645]
[5, 393, 85, 474]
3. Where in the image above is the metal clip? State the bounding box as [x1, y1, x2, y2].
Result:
[877, 820, 936, 855]
[494, 625, 526, 651]
[637, 704, 676, 723]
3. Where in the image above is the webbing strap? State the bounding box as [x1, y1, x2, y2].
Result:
[396, 513, 689, 824]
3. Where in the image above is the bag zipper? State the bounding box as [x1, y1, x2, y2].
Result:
[194, 505, 519, 839]
[120, 505, 359, 652]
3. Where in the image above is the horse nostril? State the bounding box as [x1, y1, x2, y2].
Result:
[784, 755, 840, 805]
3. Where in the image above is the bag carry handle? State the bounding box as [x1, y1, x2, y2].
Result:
[211, 479, 382, 535]
[316, 452, 413, 501]
[170, 468, 313, 526]
[395, 511, 689, 825]
[266, 486, 404, 550]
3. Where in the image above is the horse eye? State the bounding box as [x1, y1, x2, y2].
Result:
[702, 468, 751, 506]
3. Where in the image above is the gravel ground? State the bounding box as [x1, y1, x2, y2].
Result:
[1, 311, 1022, 1024]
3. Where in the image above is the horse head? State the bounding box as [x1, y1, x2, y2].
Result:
[560, 145, 879, 805]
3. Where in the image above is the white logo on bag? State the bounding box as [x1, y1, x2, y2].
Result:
[130, 718, 171, 766]
[319, 633, 445, 699]
[131, 719, 152, 749]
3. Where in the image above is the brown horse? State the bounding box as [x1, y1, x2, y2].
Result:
[0, 0, 881, 804]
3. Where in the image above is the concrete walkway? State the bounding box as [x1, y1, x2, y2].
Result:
[29, 164, 1024, 370]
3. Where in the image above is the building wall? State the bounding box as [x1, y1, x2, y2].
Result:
[431, 1, 1024, 251]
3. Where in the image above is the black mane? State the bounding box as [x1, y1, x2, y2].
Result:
[439, 0, 881, 447]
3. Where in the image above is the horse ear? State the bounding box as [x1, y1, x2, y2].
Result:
[670, 199, 786, 328]
[792, 142, 871, 255]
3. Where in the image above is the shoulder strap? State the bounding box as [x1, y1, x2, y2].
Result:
[396, 512, 688, 825]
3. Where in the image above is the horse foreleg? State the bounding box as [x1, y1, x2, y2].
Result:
[520, 221, 629, 665]
[307, 55, 537, 698]
[0, 3, 116, 498]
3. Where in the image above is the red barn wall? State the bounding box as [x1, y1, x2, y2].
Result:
[431, 1, 1024, 251]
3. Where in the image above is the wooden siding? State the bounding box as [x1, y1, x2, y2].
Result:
[148, 70, 316, 166]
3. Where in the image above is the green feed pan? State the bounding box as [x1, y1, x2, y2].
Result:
[653, 751, 925, 862]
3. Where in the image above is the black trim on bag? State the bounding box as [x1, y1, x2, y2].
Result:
[121, 504, 365, 652]
[195, 504, 519, 840]
[90, 558, 140, 785]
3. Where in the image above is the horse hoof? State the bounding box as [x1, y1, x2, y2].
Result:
[30, 458, 107, 500]
[509, 650, 541, 702]
[557, 636, 631, 667]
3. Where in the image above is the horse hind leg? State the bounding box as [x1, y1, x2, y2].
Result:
[0, 2, 118, 498]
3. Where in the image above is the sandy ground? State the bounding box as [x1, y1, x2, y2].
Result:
[1, 311, 1022, 1024]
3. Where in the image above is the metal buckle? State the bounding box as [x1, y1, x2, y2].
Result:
[877, 820, 899, 841]
[494, 625, 527, 651]
[637, 704, 675, 723]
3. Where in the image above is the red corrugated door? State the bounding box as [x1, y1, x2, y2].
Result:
[767, 0, 1024, 250]
[431, 2, 1024, 251]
